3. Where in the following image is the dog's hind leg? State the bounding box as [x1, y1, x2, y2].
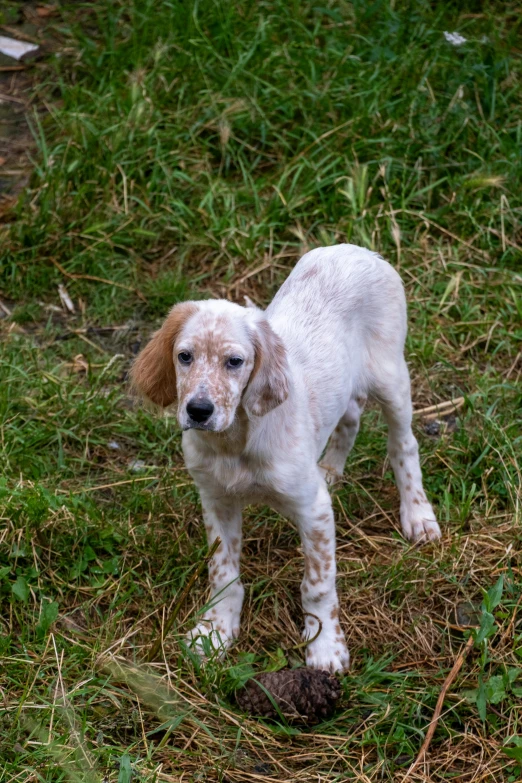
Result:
[372, 356, 441, 543]
[319, 396, 366, 485]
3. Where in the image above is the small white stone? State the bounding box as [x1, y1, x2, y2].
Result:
[128, 459, 146, 472]
[444, 31, 467, 46]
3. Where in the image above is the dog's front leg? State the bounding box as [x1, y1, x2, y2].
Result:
[187, 491, 244, 656]
[290, 479, 350, 673]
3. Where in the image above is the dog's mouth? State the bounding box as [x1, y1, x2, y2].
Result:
[183, 421, 215, 432]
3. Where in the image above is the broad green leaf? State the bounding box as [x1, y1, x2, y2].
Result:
[507, 668, 521, 685]
[12, 576, 29, 603]
[476, 678, 487, 721]
[461, 688, 478, 703]
[102, 557, 119, 574]
[475, 611, 495, 644]
[505, 736, 522, 746]
[118, 754, 133, 783]
[84, 545, 97, 562]
[487, 675, 506, 704]
[485, 575, 504, 611]
[227, 662, 256, 689]
[504, 747, 522, 762]
[266, 647, 288, 672]
[36, 601, 59, 639]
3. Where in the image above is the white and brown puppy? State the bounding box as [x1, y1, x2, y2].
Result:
[131, 244, 440, 672]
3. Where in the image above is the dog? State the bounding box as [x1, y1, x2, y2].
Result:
[131, 244, 441, 672]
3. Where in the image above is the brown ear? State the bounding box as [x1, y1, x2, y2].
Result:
[243, 318, 290, 417]
[130, 302, 198, 407]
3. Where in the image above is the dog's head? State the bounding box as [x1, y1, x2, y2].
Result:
[130, 300, 290, 431]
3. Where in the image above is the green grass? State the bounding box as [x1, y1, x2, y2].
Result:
[0, 0, 521, 780]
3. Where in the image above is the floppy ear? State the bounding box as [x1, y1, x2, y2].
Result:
[243, 318, 290, 417]
[130, 302, 198, 407]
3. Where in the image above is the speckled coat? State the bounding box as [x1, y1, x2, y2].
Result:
[131, 244, 440, 672]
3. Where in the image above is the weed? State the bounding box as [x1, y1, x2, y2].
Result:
[0, 1, 520, 781]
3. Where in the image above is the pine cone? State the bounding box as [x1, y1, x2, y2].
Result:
[236, 668, 342, 724]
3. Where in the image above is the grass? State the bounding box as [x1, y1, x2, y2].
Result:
[0, 0, 521, 780]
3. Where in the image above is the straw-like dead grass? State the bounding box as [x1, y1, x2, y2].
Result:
[0, 1, 521, 780]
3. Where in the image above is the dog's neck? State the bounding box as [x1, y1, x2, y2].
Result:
[198, 407, 251, 457]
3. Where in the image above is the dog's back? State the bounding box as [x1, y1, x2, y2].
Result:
[267, 244, 407, 429]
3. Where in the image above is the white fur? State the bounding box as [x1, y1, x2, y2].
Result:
[147, 245, 441, 671]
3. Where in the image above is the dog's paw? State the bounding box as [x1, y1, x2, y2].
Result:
[186, 620, 238, 659]
[318, 463, 342, 488]
[401, 500, 441, 543]
[305, 636, 350, 673]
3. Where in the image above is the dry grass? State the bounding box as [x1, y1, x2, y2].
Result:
[0, 0, 521, 781]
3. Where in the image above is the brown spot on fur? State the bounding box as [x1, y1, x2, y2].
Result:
[309, 527, 329, 548]
[335, 623, 341, 635]
[399, 460, 404, 467]
[406, 472, 412, 479]
[406, 485, 411, 492]
[299, 265, 319, 282]
[130, 302, 198, 407]
[316, 513, 331, 525]
[330, 606, 339, 620]
[308, 388, 321, 434]
[308, 556, 322, 578]
[413, 498, 420, 505]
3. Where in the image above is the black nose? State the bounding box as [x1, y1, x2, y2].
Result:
[187, 398, 214, 424]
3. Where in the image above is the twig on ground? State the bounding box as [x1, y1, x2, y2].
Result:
[404, 634, 474, 780]
[413, 397, 465, 420]
[64, 476, 160, 494]
[288, 613, 323, 652]
[50, 258, 145, 299]
[0, 92, 26, 104]
[0, 25, 40, 43]
[146, 537, 222, 662]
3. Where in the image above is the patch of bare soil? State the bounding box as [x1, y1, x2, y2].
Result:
[0, 2, 59, 212]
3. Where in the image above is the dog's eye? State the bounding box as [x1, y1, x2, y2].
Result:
[178, 351, 193, 365]
[227, 357, 244, 368]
